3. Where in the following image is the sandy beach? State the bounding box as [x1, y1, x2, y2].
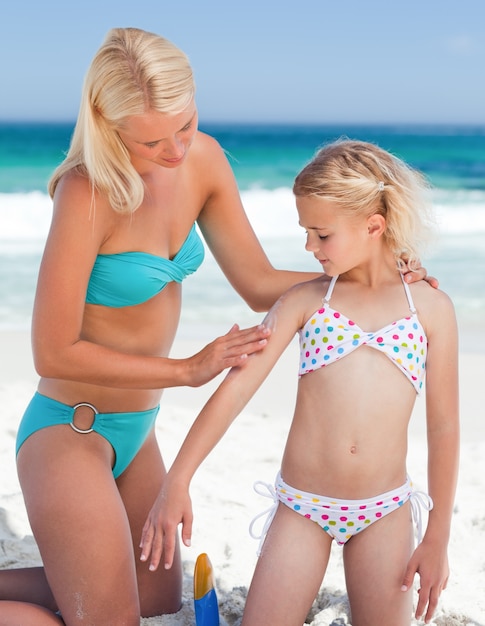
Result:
[0, 329, 484, 626]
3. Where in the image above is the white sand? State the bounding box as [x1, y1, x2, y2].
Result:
[0, 330, 483, 626]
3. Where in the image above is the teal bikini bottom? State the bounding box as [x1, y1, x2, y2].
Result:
[16, 392, 159, 478]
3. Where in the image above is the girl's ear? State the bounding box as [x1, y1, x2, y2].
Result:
[367, 214, 386, 238]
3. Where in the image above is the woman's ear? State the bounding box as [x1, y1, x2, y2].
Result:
[367, 214, 386, 238]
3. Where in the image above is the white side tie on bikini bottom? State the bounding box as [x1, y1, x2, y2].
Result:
[249, 473, 433, 556]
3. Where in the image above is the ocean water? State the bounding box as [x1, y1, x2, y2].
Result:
[1, 122, 484, 350]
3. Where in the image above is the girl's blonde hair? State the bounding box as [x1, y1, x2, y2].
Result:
[293, 139, 434, 268]
[48, 27, 195, 213]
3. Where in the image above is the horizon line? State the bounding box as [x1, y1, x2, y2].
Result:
[1, 118, 485, 128]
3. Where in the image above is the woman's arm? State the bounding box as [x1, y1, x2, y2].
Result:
[196, 134, 318, 311]
[32, 173, 270, 390]
[196, 134, 435, 313]
[401, 289, 459, 623]
[139, 284, 308, 570]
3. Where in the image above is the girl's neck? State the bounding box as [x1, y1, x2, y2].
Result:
[340, 251, 401, 288]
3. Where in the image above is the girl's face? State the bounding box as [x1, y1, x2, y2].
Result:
[296, 195, 373, 276]
[118, 103, 198, 170]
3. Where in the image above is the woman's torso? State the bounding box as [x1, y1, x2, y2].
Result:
[37, 132, 211, 412]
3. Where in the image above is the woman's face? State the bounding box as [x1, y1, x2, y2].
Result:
[118, 103, 198, 170]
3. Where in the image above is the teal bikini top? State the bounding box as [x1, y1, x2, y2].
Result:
[86, 224, 205, 308]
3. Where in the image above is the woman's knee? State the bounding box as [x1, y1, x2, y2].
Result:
[0, 601, 64, 625]
[138, 545, 183, 617]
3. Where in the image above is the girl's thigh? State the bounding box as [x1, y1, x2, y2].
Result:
[116, 430, 183, 617]
[242, 503, 332, 626]
[17, 426, 141, 626]
[343, 501, 414, 626]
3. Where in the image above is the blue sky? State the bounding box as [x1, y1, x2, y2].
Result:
[1, 0, 484, 124]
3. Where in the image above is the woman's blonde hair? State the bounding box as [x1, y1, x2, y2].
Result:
[293, 139, 435, 268]
[48, 27, 195, 213]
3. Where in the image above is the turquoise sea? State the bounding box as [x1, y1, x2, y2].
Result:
[1, 122, 484, 350]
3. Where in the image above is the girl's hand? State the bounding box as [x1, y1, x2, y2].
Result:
[139, 474, 193, 572]
[183, 323, 270, 387]
[401, 540, 449, 623]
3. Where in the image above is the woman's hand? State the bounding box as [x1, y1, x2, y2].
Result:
[182, 323, 270, 387]
[140, 473, 193, 572]
[401, 260, 439, 288]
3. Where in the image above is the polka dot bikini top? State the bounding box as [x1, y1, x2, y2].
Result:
[298, 274, 427, 394]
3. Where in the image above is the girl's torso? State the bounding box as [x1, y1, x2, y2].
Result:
[280, 272, 431, 499]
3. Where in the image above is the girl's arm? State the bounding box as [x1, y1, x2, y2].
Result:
[139, 284, 308, 570]
[401, 289, 459, 623]
[32, 173, 270, 390]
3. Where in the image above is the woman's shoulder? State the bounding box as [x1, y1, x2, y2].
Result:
[51, 168, 116, 231]
[190, 130, 232, 170]
[192, 129, 223, 150]
[54, 168, 111, 207]
[187, 131, 240, 205]
[54, 167, 94, 199]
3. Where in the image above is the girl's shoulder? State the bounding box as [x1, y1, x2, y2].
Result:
[409, 280, 454, 311]
[281, 274, 330, 300]
[263, 275, 329, 337]
[409, 280, 457, 335]
[279, 275, 331, 317]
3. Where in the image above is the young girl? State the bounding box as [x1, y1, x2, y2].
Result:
[143, 140, 459, 625]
